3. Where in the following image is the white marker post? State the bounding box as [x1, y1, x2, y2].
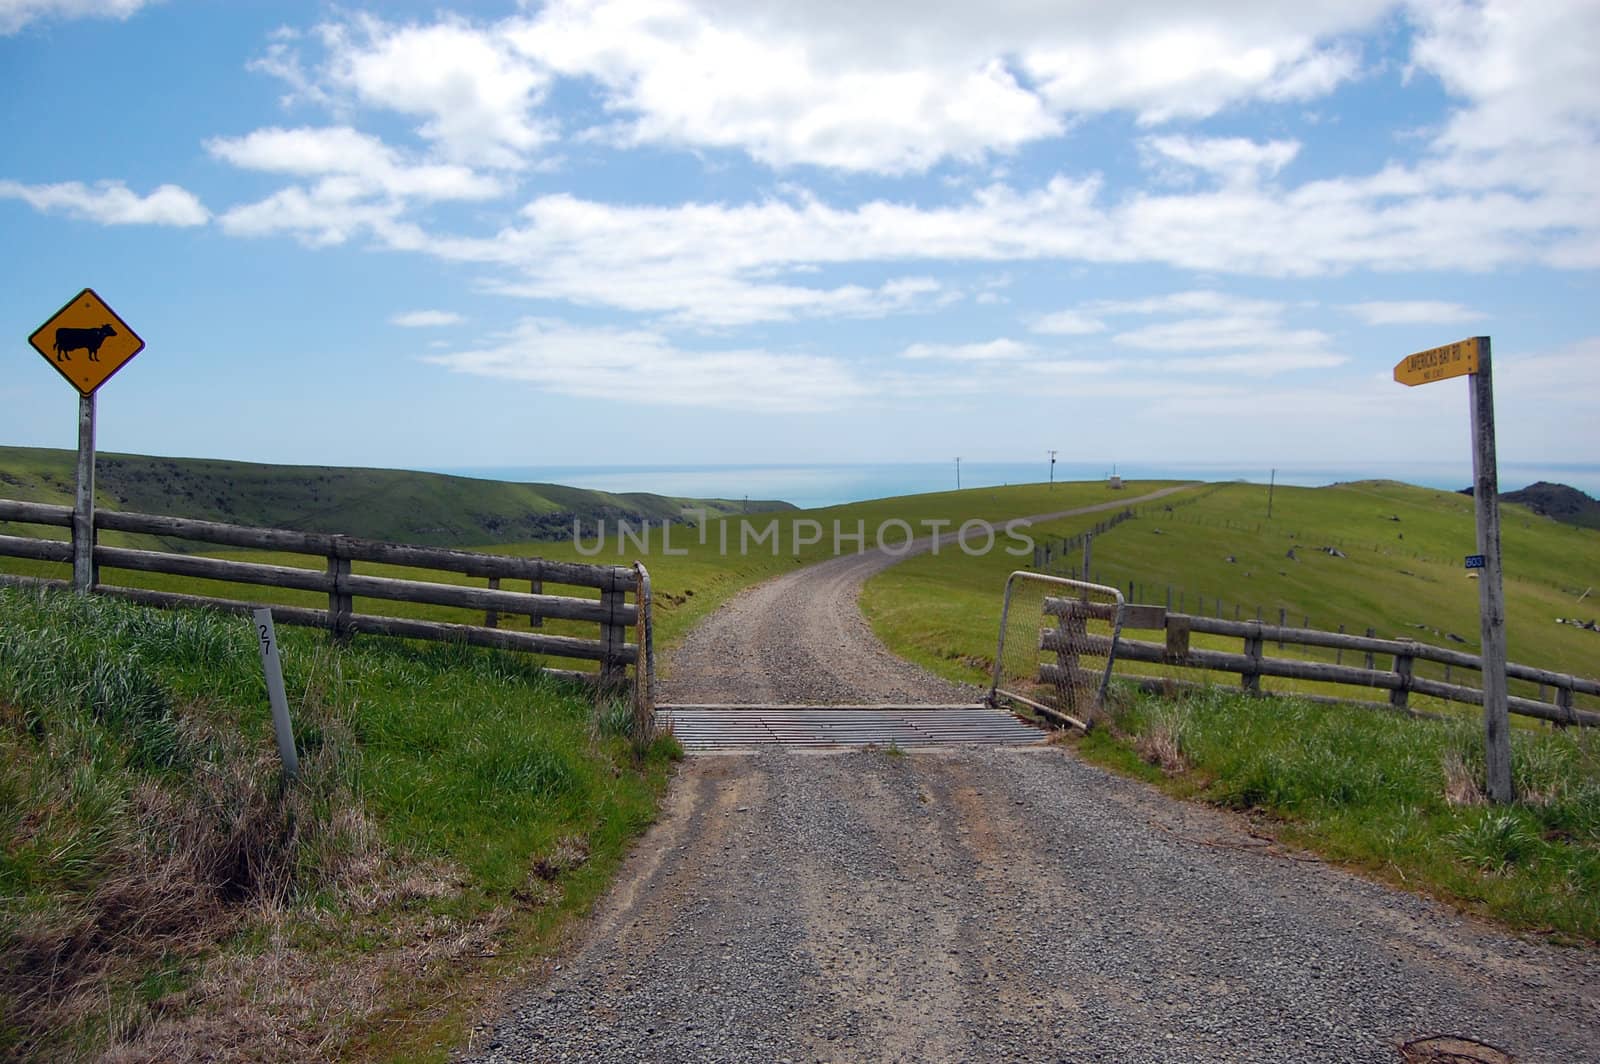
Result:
[252, 608, 300, 780]
[1394, 336, 1513, 803]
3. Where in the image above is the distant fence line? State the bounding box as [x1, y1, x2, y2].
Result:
[1040, 599, 1599, 728]
[0, 498, 656, 737]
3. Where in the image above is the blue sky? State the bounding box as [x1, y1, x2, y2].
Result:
[2, 0, 1596, 482]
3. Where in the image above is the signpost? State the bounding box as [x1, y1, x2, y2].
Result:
[26, 288, 145, 593]
[1395, 335, 1512, 803]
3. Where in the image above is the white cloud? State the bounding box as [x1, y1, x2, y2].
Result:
[1031, 310, 1107, 336]
[1113, 317, 1331, 355]
[1344, 300, 1487, 325]
[900, 339, 1034, 362]
[207, 127, 506, 201]
[1023, 15, 1368, 124]
[391, 310, 464, 327]
[316, 16, 551, 169]
[0, 179, 207, 225]
[215, 185, 409, 247]
[1142, 135, 1301, 185]
[1089, 290, 1285, 317]
[504, 1, 1387, 174]
[514, 0, 1058, 173]
[0, 0, 152, 35]
[1055, 287, 1348, 372]
[424, 319, 866, 411]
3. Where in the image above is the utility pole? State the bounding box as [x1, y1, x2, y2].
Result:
[1048, 449, 1057, 489]
[955, 456, 962, 491]
[1267, 468, 1276, 520]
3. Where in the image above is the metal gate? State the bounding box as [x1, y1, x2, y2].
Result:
[989, 571, 1124, 728]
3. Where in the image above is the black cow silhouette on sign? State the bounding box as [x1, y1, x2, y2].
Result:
[53, 324, 117, 362]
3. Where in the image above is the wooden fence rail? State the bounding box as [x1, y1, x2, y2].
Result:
[1041, 597, 1598, 728]
[0, 499, 653, 722]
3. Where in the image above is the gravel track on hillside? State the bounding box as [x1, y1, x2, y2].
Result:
[466, 748, 1599, 1062]
[657, 487, 1191, 705]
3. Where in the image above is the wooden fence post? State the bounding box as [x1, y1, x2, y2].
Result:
[632, 562, 654, 746]
[327, 535, 352, 641]
[485, 576, 500, 628]
[1556, 681, 1575, 727]
[1165, 614, 1191, 664]
[599, 572, 626, 690]
[1242, 625, 1263, 693]
[1364, 627, 1376, 671]
[1055, 607, 1087, 716]
[530, 577, 543, 627]
[1391, 647, 1414, 711]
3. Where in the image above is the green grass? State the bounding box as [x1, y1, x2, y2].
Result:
[861, 479, 1600, 714]
[1078, 684, 1600, 941]
[0, 586, 679, 1061]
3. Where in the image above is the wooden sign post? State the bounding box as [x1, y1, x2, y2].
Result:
[1394, 336, 1513, 803]
[26, 288, 146, 593]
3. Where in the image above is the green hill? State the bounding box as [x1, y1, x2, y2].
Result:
[862, 478, 1600, 700]
[0, 446, 793, 549]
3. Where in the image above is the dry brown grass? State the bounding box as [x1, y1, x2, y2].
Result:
[1, 704, 382, 1061]
[1133, 703, 1192, 775]
[1442, 749, 1486, 807]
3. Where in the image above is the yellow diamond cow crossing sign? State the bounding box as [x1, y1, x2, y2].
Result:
[1392, 336, 1480, 387]
[28, 288, 145, 395]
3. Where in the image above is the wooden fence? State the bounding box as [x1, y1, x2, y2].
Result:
[0, 498, 655, 731]
[1042, 597, 1598, 728]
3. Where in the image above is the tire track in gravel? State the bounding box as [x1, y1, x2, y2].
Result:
[465, 750, 1600, 1063]
[657, 485, 1192, 705]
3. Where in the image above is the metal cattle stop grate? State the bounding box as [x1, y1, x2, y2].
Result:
[989, 571, 1124, 729]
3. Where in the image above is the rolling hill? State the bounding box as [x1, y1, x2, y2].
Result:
[0, 446, 792, 548]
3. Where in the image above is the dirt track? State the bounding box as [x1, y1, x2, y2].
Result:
[658, 487, 1191, 705]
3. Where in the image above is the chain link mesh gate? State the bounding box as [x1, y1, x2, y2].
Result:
[988, 571, 1124, 728]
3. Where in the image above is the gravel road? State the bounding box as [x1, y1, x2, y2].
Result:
[467, 748, 1598, 1062]
[658, 487, 1191, 705]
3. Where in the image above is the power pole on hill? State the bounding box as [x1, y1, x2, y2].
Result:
[955, 457, 962, 491]
[1267, 468, 1276, 520]
[1048, 449, 1057, 490]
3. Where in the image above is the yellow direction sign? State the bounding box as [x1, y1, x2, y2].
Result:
[28, 288, 145, 395]
[1393, 336, 1481, 387]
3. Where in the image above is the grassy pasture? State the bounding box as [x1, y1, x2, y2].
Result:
[862, 480, 1600, 717]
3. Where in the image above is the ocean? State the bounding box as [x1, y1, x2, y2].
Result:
[432, 460, 1600, 510]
